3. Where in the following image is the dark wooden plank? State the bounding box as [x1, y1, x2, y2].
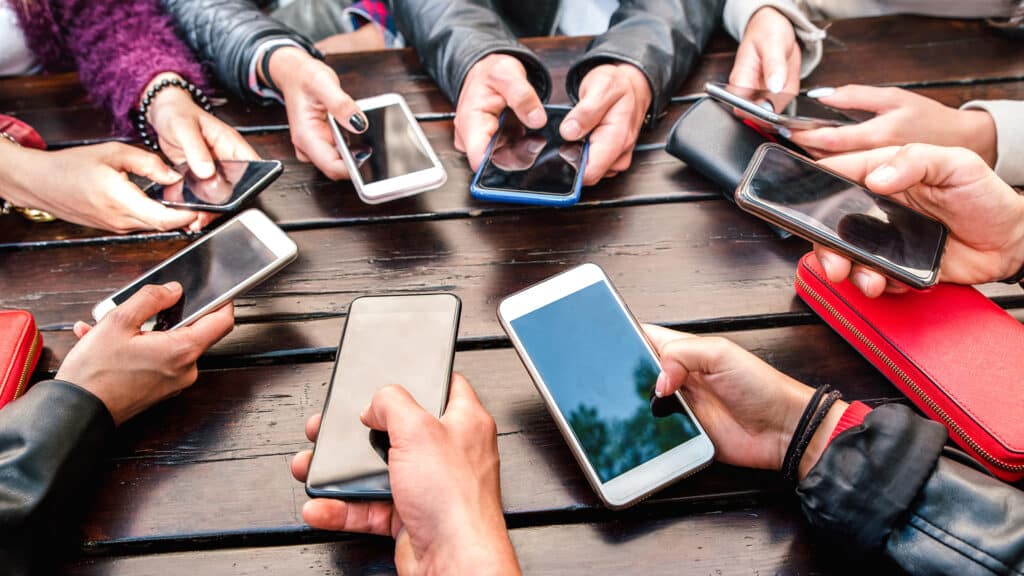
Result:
[65, 501, 897, 575]
[5, 199, 1023, 337]
[66, 323, 902, 544]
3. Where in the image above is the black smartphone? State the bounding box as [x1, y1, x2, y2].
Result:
[470, 105, 589, 206]
[305, 294, 462, 500]
[705, 82, 873, 131]
[144, 160, 283, 213]
[737, 144, 948, 289]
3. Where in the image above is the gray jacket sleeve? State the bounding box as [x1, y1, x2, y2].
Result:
[798, 404, 1024, 576]
[161, 0, 320, 102]
[388, 0, 552, 105]
[0, 381, 115, 576]
[722, 0, 826, 79]
[567, 0, 727, 120]
[960, 100, 1024, 187]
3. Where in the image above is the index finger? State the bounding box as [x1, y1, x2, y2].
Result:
[491, 67, 545, 130]
[359, 384, 433, 445]
[816, 147, 901, 183]
[174, 301, 235, 352]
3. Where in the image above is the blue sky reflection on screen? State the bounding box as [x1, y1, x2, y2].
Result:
[511, 280, 698, 483]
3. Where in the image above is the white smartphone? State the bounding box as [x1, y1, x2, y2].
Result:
[91, 209, 298, 331]
[330, 93, 447, 204]
[498, 263, 715, 509]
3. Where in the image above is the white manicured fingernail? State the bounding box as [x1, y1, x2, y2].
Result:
[870, 165, 898, 184]
[778, 127, 792, 139]
[758, 101, 774, 111]
[767, 73, 786, 94]
[807, 87, 835, 99]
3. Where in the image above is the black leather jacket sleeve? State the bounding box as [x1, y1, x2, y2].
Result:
[389, 0, 553, 105]
[567, 0, 725, 120]
[0, 380, 114, 575]
[798, 404, 1024, 575]
[161, 0, 319, 102]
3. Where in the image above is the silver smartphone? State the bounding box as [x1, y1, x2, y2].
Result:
[91, 209, 298, 330]
[306, 293, 461, 500]
[330, 93, 447, 204]
[705, 82, 870, 130]
[498, 263, 715, 509]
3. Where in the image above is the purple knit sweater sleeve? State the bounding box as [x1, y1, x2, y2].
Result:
[48, 0, 207, 134]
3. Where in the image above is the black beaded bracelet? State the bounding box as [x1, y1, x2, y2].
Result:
[134, 77, 211, 151]
[782, 390, 843, 483]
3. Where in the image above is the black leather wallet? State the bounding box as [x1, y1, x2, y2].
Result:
[666, 97, 805, 238]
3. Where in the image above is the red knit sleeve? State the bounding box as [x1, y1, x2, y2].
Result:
[828, 401, 873, 444]
[52, 0, 207, 135]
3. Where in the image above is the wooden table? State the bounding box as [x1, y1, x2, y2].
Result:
[2, 15, 1023, 574]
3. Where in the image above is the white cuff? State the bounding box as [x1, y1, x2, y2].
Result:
[248, 38, 306, 104]
[961, 100, 1024, 187]
[723, 0, 827, 80]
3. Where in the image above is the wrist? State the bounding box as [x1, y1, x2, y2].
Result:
[0, 143, 44, 206]
[265, 47, 312, 95]
[961, 109, 998, 168]
[775, 382, 815, 472]
[797, 400, 847, 481]
[435, 530, 519, 576]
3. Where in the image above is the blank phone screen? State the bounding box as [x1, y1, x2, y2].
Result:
[307, 295, 460, 496]
[111, 220, 277, 329]
[344, 103, 434, 183]
[477, 108, 584, 195]
[145, 161, 279, 209]
[746, 147, 947, 282]
[509, 280, 700, 483]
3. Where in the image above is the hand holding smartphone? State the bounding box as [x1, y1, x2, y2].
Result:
[144, 160, 283, 213]
[92, 209, 298, 330]
[471, 106, 589, 206]
[705, 82, 873, 132]
[499, 264, 714, 509]
[737, 144, 948, 289]
[306, 294, 462, 500]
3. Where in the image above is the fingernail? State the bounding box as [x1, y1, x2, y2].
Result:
[198, 162, 215, 178]
[526, 108, 546, 129]
[562, 119, 582, 140]
[777, 126, 793, 139]
[654, 372, 668, 398]
[767, 73, 786, 94]
[817, 251, 834, 272]
[166, 169, 183, 182]
[349, 113, 367, 132]
[806, 87, 835, 99]
[851, 272, 871, 294]
[758, 101, 775, 111]
[162, 281, 182, 293]
[869, 164, 898, 184]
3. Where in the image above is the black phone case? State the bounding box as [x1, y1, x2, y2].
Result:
[666, 98, 809, 239]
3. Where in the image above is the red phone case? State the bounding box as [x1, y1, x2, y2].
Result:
[0, 310, 43, 409]
[795, 252, 1024, 481]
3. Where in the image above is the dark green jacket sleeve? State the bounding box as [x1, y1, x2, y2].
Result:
[0, 380, 115, 575]
[567, 0, 726, 121]
[799, 404, 1024, 576]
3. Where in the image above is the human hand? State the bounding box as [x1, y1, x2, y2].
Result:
[813, 144, 1024, 297]
[790, 85, 998, 164]
[560, 63, 651, 185]
[313, 25, 385, 54]
[56, 282, 234, 425]
[644, 325, 845, 479]
[729, 7, 801, 95]
[290, 374, 520, 575]
[0, 142, 204, 233]
[269, 47, 366, 180]
[455, 54, 547, 171]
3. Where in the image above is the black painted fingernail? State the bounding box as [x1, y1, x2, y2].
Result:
[349, 114, 367, 132]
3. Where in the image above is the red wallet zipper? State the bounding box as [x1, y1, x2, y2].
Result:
[796, 274, 1024, 473]
[12, 330, 41, 401]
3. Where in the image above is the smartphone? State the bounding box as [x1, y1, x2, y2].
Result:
[306, 293, 461, 500]
[705, 82, 872, 131]
[330, 93, 447, 204]
[470, 105, 589, 206]
[144, 160, 283, 213]
[498, 264, 714, 509]
[737, 144, 948, 289]
[91, 209, 298, 330]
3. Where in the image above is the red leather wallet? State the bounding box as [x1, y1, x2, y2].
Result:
[0, 114, 46, 150]
[795, 252, 1024, 481]
[0, 310, 43, 409]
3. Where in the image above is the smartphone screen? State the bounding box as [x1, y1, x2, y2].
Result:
[476, 108, 585, 196]
[508, 280, 701, 484]
[145, 160, 282, 212]
[110, 218, 280, 330]
[306, 294, 461, 498]
[743, 146, 947, 285]
[343, 103, 434, 184]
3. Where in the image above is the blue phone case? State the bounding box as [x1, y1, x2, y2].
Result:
[470, 106, 589, 207]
